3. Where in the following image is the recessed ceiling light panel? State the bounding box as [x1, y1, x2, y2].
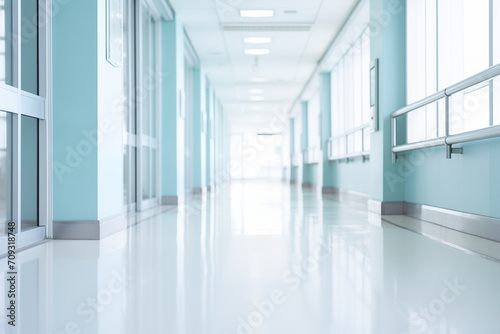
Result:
[249, 89, 264, 94]
[244, 37, 272, 44]
[240, 10, 275, 18]
[251, 78, 268, 82]
[244, 49, 270, 55]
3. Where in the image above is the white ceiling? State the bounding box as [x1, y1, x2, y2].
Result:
[168, 0, 360, 134]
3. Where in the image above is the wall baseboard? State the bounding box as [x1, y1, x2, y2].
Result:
[53, 220, 100, 240]
[323, 187, 370, 208]
[369, 199, 500, 242]
[322, 187, 336, 194]
[193, 187, 204, 195]
[53, 212, 126, 240]
[329, 188, 500, 242]
[368, 199, 405, 215]
[53, 206, 175, 241]
[403, 203, 500, 242]
[162, 196, 179, 205]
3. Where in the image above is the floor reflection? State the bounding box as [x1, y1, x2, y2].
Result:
[1, 179, 500, 333]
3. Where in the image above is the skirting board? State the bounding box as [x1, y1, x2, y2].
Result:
[193, 187, 204, 195]
[404, 203, 500, 243]
[162, 196, 179, 205]
[323, 187, 370, 208]
[368, 200, 500, 242]
[322, 187, 336, 194]
[54, 213, 127, 240]
[368, 199, 405, 215]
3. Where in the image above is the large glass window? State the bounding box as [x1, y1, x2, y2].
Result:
[307, 92, 320, 150]
[407, 0, 500, 142]
[329, 27, 370, 158]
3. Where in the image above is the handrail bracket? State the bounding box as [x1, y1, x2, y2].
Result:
[445, 145, 463, 159]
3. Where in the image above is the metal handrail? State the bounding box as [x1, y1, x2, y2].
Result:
[446, 124, 500, 145]
[331, 151, 370, 161]
[330, 122, 370, 139]
[391, 90, 446, 118]
[391, 63, 500, 161]
[391, 137, 446, 153]
[445, 63, 500, 96]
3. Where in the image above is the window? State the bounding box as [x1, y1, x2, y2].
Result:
[329, 27, 370, 159]
[292, 117, 302, 166]
[407, 0, 500, 142]
[307, 92, 320, 149]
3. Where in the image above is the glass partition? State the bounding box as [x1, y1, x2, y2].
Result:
[21, 0, 38, 94]
[0, 0, 14, 86]
[21, 115, 38, 230]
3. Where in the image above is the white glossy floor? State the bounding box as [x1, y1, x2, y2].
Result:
[2, 180, 500, 334]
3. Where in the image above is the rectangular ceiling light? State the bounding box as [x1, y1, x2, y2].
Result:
[249, 89, 264, 94]
[240, 10, 275, 18]
[251, 78, 268, 82]
[244, 49, 270, 55]
[244, 37, 272, 44]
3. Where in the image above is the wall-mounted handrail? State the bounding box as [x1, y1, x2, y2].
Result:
[391, 90, 446, 118]
[446, 124, 500, 145]
[391, 63, 500, 161]
[330, 151, 370, 161]
[391, 137, 446, 153]
[445, 63, 500, 96]
[328, 123, 371, 162]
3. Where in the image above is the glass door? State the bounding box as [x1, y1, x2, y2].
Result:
[0, 0, 49, 238]
[136, 3, 161, 211]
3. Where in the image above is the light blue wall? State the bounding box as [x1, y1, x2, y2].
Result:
[331, 161, 371, 194]
[53, 0, 124, 221]
[53, 0, 99, 221]
[161, 16, 185, 199]
[404, 139, 500, 218]
[369, 0, 406, 202]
